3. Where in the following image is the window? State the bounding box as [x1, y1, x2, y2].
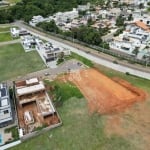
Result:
[4, 110, 9, 114]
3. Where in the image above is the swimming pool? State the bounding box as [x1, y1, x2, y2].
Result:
[0, 134, 3, 145]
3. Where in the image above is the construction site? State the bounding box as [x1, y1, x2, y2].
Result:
[67, 68, 146, 114]
[14, 78, 60, 137]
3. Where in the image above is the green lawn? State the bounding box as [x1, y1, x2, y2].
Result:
[44, 80, 83, 105]
[0, 43, 46, 81]
[0, 32, 13, 42]
[0, 27, 10, 32]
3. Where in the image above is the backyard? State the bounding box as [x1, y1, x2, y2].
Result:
[8, 65, 150, 150]
[0, 43, 46, 81]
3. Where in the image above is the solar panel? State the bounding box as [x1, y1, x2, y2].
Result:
[0, 88, 6, 97]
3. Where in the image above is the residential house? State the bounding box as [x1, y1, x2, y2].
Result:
[77, 3, 90, 11]
[54, 8, 79, 24]
[35, 40, 70, 63]
[0, 83, 13, 127]
[10, 28, 20, 38]
[29, 15, 45, 27]
[126, 21, 150, 44]
[120, 0, 150, 6]
[109, 36, 136, 54]
[21, 35, 36, 51]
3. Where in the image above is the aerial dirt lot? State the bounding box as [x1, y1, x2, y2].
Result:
[67, 68, 146, 114]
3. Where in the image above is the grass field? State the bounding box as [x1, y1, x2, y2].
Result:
[0, 32, 13, 42]
[0, 43, 46, 81]
[45, 80, 83, 100]
[0, 27, 11, 32]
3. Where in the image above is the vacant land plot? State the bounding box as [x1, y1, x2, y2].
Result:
[8, 64, 150, 150]
[0, 43, 46, 81]
[68, 68, 146, 114]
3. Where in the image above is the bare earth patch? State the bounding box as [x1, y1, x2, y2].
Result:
[105, 96, 150, 150]
[66, 68, 146, 114]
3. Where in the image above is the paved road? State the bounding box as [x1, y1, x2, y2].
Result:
[14, 21, 150, 80]
[14, 22, 150, 71]
[6, 59, 85, 87]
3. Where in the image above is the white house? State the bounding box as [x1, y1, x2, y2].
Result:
[10, 27, 20, 37]
[29, 15, 47, 27]
[120, 0, 150, 6]
[109, 36, 136, 54]
[77, 3, 90, 11]
[99, 10, 109, 19]
[0, 83, 13, 127]
[55, 8, 79, 24]
[126, 21, 150, 43]
[35, 40, 70, 63]
[21, 35, 36, 51]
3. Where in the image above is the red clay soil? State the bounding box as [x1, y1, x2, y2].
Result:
[67, 69, 146, 114]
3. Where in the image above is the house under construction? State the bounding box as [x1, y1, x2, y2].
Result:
[14, 78, 60, 137]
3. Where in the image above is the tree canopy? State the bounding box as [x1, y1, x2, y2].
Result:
[0, 0, 106, 23]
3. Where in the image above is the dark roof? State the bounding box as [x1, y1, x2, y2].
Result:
[0, 88, 6, 97]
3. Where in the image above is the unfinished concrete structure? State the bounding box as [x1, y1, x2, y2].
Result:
[14, 78, 60, 137]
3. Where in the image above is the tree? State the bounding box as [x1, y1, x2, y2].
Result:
[128, 14, 133, 21]
[37, 20, 60, 34]
[139, 3, 144, 9]
[116, 15, 125, 27]
[132, 47, 139, 55]
[57, 52, 65, 64]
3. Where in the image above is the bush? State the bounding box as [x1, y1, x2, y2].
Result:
[5, 126, 19, 142]
[113, 60, 118, 64]
[125, 72, 130, 75]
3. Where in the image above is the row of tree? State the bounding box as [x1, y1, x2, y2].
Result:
[37, 20, 109, 48]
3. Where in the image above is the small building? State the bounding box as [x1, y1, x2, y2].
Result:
[0, 83, 13, 127]
[10, 28, 20, 38]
